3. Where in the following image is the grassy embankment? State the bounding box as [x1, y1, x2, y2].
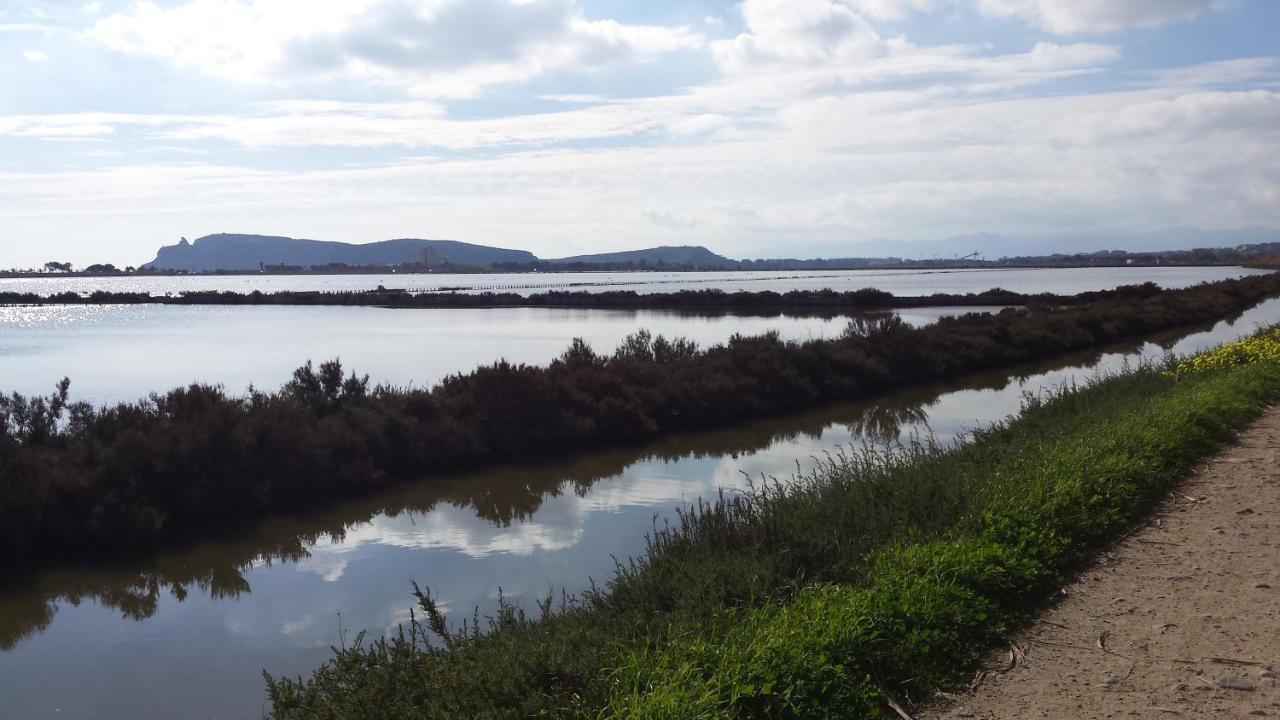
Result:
[266, 327, 1280, 719]
[2, 274, 1280, 573]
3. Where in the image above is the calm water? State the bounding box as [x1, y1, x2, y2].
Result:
[0, 305, 977, 405]
[0, 265, 1266, 297]
[2, 297, 1279, 720]
[0, 264, 1268, 406]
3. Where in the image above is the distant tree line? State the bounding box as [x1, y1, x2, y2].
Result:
[0, 283, 1173, 316]
[3, 273, 1280, 573]
[6, 242, 1278, 278]
[1247, 256, 1280, 270]
[0, 262, 135, 276]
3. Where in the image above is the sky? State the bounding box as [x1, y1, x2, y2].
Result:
[1, 0, 1278, 266]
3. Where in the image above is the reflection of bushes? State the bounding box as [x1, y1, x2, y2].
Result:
[0, 307, 1245, 650]
[845, 402, 932, 442]
[1, 379, 938, 651]
[0, 594, 56, 651]
[266, 345, 1280, 719]
[0, 524, 334, 651]
[2, 276, 1280, 573]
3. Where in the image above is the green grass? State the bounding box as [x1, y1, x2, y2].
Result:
[266, 344, 1280, 719]
[601, 361, 1280, 718]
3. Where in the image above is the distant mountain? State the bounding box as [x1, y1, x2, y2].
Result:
[828, 226, 1280, 260]
[547, 246, 738, 268]
[144, 234, 536, 271]
[140, 227, 1280, 274]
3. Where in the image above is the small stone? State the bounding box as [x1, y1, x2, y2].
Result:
[1217, 677, 1257, 691]
[1256, 583, 1272, 589]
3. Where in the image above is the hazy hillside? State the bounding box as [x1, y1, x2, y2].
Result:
[547, 246, 738, 268]
[138, 227, 1280, 273]
[144, 234, 536, 271]
[838, 226, 1280, 260]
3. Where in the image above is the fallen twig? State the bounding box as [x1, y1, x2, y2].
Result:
[879, 683, 914, 720]
[967, 670, 987, 693]
[1031, 638, 1101, 653]
[1190, 674, 1216, 688]
[1094, 631, 1131, 660]
[1210, 656, 1264, 667]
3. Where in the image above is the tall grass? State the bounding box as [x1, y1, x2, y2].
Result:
[266, 343, 1280, 718]
[603, 361, 1280, 718]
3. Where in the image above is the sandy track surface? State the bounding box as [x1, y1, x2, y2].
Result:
[926, 408, 1280, 719]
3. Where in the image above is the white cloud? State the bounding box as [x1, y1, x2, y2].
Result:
[705, 1, 1120, 99]
[712, 0, 886, 74]
[2, 0, 1275, 265]
[1059, 90, 1280, 145]
[0, 33, 1122, 151]
[86, 0, 703, 97]
[0, 111, 192, 139]
[2, 80, 1276, 264]
[0, 0, 1164, 264]
[280, 615, 318, 634]
[21, 50, 49, 62]
[848, 0, 942, 21]
[1146, 57, 1280, 88]
[975, 0, 1216, 34]
[86, 0, 384, 82]
[751, 0, 1218, 32]
[0, 22, 56, 33]
[1024, 41, 1119, 70]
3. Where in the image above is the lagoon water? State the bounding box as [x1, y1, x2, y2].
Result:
[0, 304, 978, 405]
[0, 266, 1275, 719]
[0, 266, 1267, 405]
[0, 265, 1265, 297]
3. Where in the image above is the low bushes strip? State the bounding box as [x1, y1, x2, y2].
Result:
[5, 274, 1280, 570]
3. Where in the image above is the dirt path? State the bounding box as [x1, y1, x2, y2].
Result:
[926, 407, 1280, 719]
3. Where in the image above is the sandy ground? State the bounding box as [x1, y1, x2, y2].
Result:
[925, 407, 1280, 720]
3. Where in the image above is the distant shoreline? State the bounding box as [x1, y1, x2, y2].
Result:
[0, 283, 1192, 315]
[0, 260, 1249, 281]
